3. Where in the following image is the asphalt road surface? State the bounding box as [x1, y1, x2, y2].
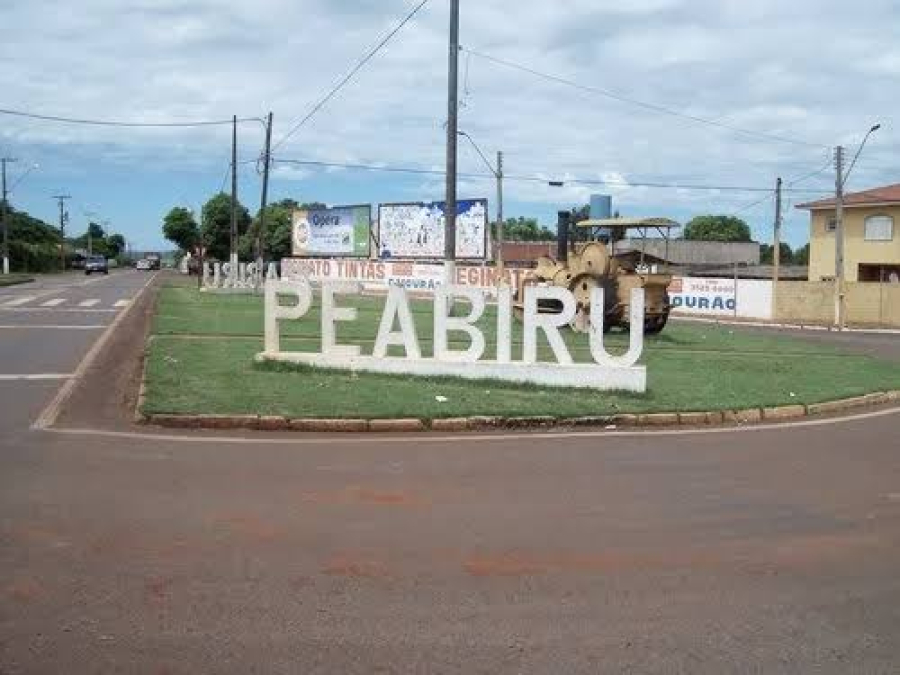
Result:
[1, 274, 898, 674]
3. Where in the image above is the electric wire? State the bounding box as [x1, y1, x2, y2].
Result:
[462, 47, 830, 150]
[0, 108, 260, 128]
[273, 157, 831, 194]
[272, 0, 431, 151]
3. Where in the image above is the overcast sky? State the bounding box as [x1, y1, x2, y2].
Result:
[1, 0, 897, 250]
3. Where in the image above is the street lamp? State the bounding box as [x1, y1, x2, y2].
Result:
[843, 123, 881, 189]
[834, 123, 880, 329]
[457, 130, 504, 283]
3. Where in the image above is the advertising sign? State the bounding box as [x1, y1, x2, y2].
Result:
[292, 205, 371, 258]
[668, 277, 773, 320]
[377, 199, 488, 260]
[280, 258, 528, 296]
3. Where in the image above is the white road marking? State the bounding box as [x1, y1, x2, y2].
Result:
[114, 299, 130, 308]
[0, 307, 117, 313]
[0, 325, 105, 330]
[79, 299, 100, 307]
[2, 296, 36, 307]
[40, 298, 66, 307]
[31, 271, 159, 430]
[35, 404, 900, 446]
[0, 373, 74, 381]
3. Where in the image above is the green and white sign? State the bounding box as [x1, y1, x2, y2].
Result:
[292, 205, 371, 258]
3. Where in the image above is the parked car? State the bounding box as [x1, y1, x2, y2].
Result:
[84, 255, 109, 275]
[136, 259, 152, 270]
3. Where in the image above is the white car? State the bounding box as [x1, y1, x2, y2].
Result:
[135, 259, 152, 270]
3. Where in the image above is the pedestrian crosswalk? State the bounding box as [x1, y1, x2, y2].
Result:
[0, 296, 132, 310]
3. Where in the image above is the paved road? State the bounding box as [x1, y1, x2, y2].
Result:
[1, 283, 898, 674]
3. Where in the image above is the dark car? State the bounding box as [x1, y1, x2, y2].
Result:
[84, 255, 109, 275]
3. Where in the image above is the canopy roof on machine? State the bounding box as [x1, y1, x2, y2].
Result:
[576, 217, 681, 230]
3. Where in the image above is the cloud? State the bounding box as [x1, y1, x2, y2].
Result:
[1, 0, 897, 248]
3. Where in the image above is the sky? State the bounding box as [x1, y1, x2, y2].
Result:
[1, 0, 898, 252]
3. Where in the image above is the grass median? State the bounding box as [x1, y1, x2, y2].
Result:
[142, 280, 900, 420]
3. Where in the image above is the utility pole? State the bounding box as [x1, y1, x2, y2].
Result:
[52, 195, 71, 272]
[444, 0, 460, 287]
[230, 114, 238, 268]
[1, 157, 17, 275]
[496, 150, 504, 284]
[256, 111, 273, 285]
[833, 146, 845, 329]
[772, 176, 782, 318]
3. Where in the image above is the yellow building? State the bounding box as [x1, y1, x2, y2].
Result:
[798, 183, 900, 282]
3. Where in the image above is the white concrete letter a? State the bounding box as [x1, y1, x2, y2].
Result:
[373, 286, 422, 359]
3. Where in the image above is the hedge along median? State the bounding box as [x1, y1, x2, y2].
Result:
[140, 280, 900, 423]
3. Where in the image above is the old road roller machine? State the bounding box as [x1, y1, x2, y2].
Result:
[515, 213, 680, 335]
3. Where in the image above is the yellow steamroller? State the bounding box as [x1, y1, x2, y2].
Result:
[515, 217, 679, 335]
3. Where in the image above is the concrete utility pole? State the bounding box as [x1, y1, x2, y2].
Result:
[52, 195, 71, 272]
[230, 114, 238, 268]
[1, 157, 17, 275]
[773, 176, 783, 317]
[496, 150, 504, 283]
[444, 0, 460, 286]
[256, 111, 274, 284]
[833, 146, 845, 329]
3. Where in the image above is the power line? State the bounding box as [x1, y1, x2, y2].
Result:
[272, 0, 431, 151]
[462, 47, 830, 150]
[273, 157, 831, 194]
[731, 159, 833, 216]
[0, 107, 261, 128]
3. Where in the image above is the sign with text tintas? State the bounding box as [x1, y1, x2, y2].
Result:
[257, 280, 647, 392]
[292, 205, 371, 258]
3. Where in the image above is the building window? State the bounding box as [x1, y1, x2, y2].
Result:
[864, 215, 894, 241]
[825, 217, 836, 233]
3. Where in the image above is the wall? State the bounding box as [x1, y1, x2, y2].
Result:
[775, 280, 900, 327]
[775, 281, 834, 324]
[808, 205, 900, 282]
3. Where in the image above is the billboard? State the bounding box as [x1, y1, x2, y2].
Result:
[292, 205, 371, 258]
[377, 199, 488, 260]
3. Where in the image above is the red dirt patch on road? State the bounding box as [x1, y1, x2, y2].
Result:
[322, 555, 390, 579]
[300, 486, 427, 508]
[6, 578, 43, 602]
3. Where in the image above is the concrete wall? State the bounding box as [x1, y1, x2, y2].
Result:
[775, 280, 900, 326]
[807, 205, 900, 282]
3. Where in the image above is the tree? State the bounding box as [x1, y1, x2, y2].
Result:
[683, 215, 752, 242]
[4, 206, 61, 272]
[793, 243, 810, 266]
[760, 242, 793, 265]
[200, 193, 250, 261]
[107, 234, 126, 257]
[496, 216, 555, 242]
[163, 207, 200, 253]
[239, 199, 323, 261]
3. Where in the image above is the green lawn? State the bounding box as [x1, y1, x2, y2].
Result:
[0, 274, 34, 287]
[142, 282, 900, 419]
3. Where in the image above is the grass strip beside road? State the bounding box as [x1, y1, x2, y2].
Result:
[142, 282, 900, 419]
[0, 274, 34, 287]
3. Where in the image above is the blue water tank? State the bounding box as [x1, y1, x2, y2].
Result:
[590, 194, 612, 220]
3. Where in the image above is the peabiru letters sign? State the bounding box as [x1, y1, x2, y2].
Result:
[258, 280, 647, 392]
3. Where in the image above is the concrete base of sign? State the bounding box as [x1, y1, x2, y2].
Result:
[256, 351, 646, 392]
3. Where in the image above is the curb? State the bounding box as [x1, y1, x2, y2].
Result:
[141, 390, 900, 434]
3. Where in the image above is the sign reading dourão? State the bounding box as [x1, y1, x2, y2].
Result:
[258, 280, 647, 392]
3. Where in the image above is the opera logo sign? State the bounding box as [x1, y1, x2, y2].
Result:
[258, 280, 648, 392]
